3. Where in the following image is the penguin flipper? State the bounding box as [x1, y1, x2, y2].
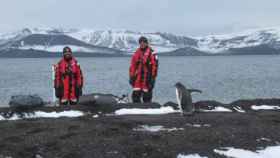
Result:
[189, 89, 202, 93]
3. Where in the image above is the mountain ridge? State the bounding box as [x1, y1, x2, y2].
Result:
[0, 27, 280, 56]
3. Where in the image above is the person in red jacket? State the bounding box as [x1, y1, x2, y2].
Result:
[54, 47, 84, 105]
[129, 36, 159, 103]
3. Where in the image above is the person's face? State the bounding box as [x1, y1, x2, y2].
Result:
[140, 41, 148, 49]
[63, 52, 72, 60]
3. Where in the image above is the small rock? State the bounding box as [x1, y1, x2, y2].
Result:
[35, 154, 43, 158]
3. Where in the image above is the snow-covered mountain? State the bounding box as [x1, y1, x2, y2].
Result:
[0, 27, 195, 54]
[195, 27, 280, 54]
[68, 29, 197, 53]
[0, 27, 280, 56]
[0, 28, 125, 55]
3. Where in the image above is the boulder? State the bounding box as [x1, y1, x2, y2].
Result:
[9, 95, 45, 108]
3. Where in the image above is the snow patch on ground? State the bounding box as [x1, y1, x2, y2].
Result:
[251, 105, 280, 110]
[185, 123, 211, 128]
[178, 145, 280, 158]
[232, 106, 246, 113]
[177, 154, 208, 158]
[93, 114, 99, 118]
[0, 111, 84, 121]
[134, 125, 184, 132]
[33, 111, 84, 118]
[0, 114, 19, 121]
[257, 138, 271, 142]
[115, 106, 179, 115]
[214, 146, 280, 158]
[202, 106, 232, 112]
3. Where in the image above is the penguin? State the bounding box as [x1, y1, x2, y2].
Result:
[175, 82, 202, 116]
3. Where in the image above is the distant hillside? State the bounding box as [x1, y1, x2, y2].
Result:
[0, 27, 280, 57]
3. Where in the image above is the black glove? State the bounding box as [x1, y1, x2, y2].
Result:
[75, 86, 83, 97]
[149, 78, 156, 90]
[55, 86, 63, 98]
[129, 76, 136, 86]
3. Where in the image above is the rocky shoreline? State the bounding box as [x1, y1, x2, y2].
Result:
[0, 97, 280, 158]
[0, 111, 280, 158]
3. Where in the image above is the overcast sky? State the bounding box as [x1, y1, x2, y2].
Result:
[1, 0, 280, 36]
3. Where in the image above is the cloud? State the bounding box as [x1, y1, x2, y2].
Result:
[0, 0, 279, 36]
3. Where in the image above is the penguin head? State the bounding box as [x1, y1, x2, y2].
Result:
[175, 82, 185, 89]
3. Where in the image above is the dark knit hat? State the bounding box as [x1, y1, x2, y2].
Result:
[63, 46, 72, 54]
[138, 36, 148, 44]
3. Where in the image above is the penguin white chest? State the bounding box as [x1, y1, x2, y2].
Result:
[176, 88, 182, 111]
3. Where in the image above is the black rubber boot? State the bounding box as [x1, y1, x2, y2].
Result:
[132, 91, 142, 103]
[143, 90, 153, 103]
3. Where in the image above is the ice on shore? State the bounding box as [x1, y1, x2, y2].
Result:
[0, 110, 84, 121]
[214, 146, 280, 158]
[178, 145, 280, 158]
[251, 105, 280, 111]
[115, 106, 179, 115]
[134, 125, 184, 132]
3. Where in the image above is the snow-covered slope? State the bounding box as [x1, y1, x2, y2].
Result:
[62, 27, 280, 54]
[0, 28, 197, 53]
[1, 27, 280, 55]
[195, 27, 280, 53]
[0, 28, 124, 54]
[68, 29, 195, 53]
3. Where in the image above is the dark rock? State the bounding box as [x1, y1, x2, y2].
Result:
[9, 95, 45, 108]
[79, 93, 126, 106]
[163, 102, 180, 110]
[116, 103, 162, 109]
[194, 100, 226, 111]
[7, 95, 45, 118]
[229, 98, 280, 112]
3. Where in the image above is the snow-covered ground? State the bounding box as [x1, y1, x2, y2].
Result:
[214, 146, 280, 158]
[185, 123, 211, 128]
[134, 125, 184, 132]
[0, 110, 84, 121]
[115, 106, 180, 115]
[178, 145, 280, 158]
[1, 104, 280, 121]
[251, 105, 280, 110]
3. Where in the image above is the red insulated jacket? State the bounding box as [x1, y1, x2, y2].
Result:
[129, 47, 158, 92]
[54, 57, 83, 102]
